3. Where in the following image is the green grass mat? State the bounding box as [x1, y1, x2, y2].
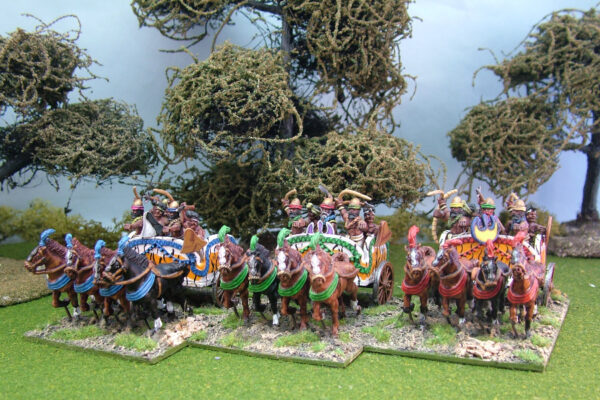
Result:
[1, 245, 598, 399]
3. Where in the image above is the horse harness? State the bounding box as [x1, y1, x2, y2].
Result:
[107, 260, 186, 299]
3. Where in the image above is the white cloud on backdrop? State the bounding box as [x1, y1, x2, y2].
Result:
[0, 0, 597, 226]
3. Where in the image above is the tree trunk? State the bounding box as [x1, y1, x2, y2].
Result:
[578, 118, 600, 222]
[280, 11, 295, 158]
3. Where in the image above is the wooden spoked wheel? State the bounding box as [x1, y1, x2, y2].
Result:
[372, 261, 394, 305]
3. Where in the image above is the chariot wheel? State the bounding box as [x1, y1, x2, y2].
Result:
[372, 261, 394, 305]
[211, 271, 225, 308]
[540, 262, 555, 306]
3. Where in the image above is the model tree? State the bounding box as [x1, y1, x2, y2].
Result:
[133, 0, 433, 237]
[449, 8, 600, 222]
[0, 16, 157, 190]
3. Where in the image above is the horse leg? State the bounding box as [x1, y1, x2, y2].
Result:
[149, 298, 163, 334]
[442, 296, 451, 324]
[330, 298, 340, 337]
[509, 304, 519, 338]
[457, 294, 466, 326]
[402, 294, 414, 322]
[241, 290, 250, 322]
[253, 293, 267, 321]
[338, 295, 346, 319]
[268, 291, 280, 326]
[348, 284, 360, 316]
[80, 293, 90, 312]
[312, 301, 322, 322]
[299, 296, 309, 331]
[418, 292, 428, 325]
[525, 301, 535, 338]
[281, 296, 294, 329]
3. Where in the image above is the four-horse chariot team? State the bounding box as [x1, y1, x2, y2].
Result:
[25, 185, 554, 339]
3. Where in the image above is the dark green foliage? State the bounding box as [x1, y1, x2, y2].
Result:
[0, 16, 157, 189]
[449, 7, 600, 217]
[3, 199, 123, 249]
[133, 1, 432, 237]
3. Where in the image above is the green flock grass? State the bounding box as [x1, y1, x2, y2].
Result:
[311, 341, 327, 352]
[274, 330, 319, 347]
[194, 306, 226, 315]
[530, 334, 552, 348]
[219, 332, 252, 349]
[0, 246, 598, 399]
[113, 333, 157, 352]
[425, 323, 457, 347]
[361, 326, 391, 343]
[514, 349, 544, 365]
[189, 331, 208, 342]
[50, 325, 106, 341]
[221, 312, 244, 329]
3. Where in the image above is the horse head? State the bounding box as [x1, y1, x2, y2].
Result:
[302, 234, 333, 288]
[215, 226, 244, 274]
[431, 245, 460, 277]
[102, 235, 132, 284]
[64, 234, 80, 279]
[24, 229, 65, 274]
[246, 235, 271, 283]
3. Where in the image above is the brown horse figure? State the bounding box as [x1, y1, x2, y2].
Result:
[215, 226, 251, 321]
[401, 226, 439, 326]
[471, 240, 508, 334]
[92, 240, 132, 327]
[303, 234, 361, 337]
[430, 241, 477, 327]
[24, 229, 79, 319]
[274, 228, 310, 330]
[508, 231, 544, 338]
[63, 234, 104, 321]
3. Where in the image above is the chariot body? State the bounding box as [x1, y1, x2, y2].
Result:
[438, 216, 555, 306]
[279, 225, 394, 305]
[124, 216, 237, 305]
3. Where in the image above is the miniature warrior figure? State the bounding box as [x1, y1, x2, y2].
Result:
[433, 195, 472, 237]
[282, 197, 307, 235]
[526, 206, 547, 237]
[183, 210, 206, 239]
[363, 203, 380, 237]
[124, 186, 144, 235]
[153, 188, 184, 238]
[505, 194, 529, 237]
[306, 202, 321, 227]
[337, 197, 368, 246]
[476, 190, 506, 234]
[318, 196, 337, 234]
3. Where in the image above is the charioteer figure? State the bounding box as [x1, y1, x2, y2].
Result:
[433, 194, 472, 240]
[363, 202, 380, 237]
[281, 189, 307, 235]
[124, 186, 144, 235]
[336, 189, 372, 247]
[476, 188, 506, 235]
[526, 206, 547, 237]
[505, 193, 529, 237]
[153, 188, 184, 238]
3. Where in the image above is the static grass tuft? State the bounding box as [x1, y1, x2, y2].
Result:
[338, 332, 351, 343]
[219, 332, 252, 349]
[362, 326, 391, 343]
[311, 341, 327, 352]
[514, 349, 543, 364]
[425, 324, 457, 347]
[537, 315, 560, 328]
[50, 325, 106, 341]
[194, 306, 226, 315]
[189, 330, 208, 342]
[530, 334, 551, 347]
[222, 313, 244, 329]
[363, 304, 397, 316]
[114, 334, 157, 352]
[274, 331, 319, 347]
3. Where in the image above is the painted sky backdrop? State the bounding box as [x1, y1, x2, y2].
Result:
[0, 0, 597, 226]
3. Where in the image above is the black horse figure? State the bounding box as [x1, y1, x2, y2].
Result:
[472, 241, 509, 333]
[246, 235, 280, 325]
[103, 236, 189, 333]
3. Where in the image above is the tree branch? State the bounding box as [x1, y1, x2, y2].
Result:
[246, 1, 282, 15]
[0, 155, 31, 185]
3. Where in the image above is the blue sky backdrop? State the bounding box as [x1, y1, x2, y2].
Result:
[0, 0, 597, 226]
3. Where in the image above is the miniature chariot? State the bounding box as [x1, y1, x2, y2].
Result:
[278, 228, 394, 305]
